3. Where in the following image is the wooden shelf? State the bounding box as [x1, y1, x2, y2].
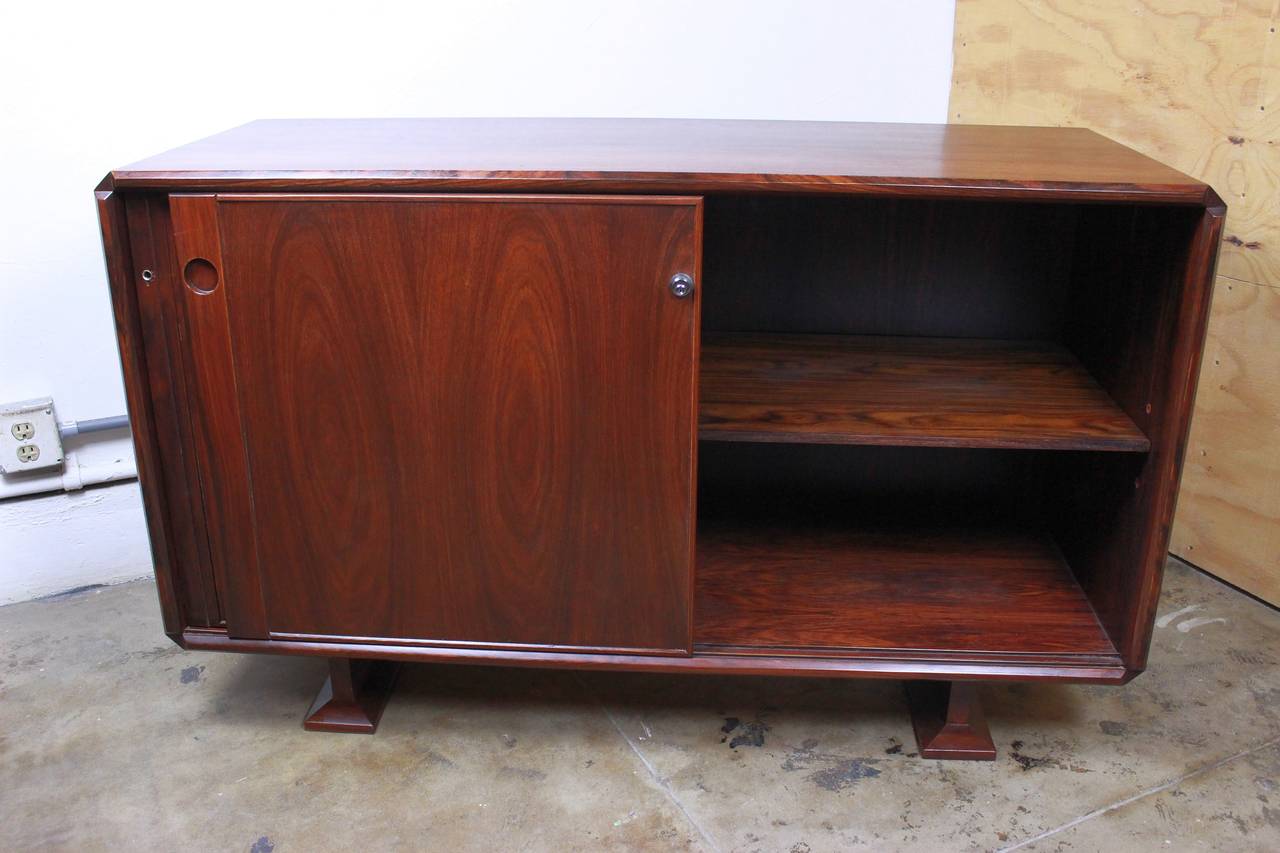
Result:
[694, 519, 1117, 657]
[698, 332, 1150, 452]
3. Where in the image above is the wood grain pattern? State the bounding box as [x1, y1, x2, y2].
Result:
[110, 118, 1206, 202]
[907, 681, 997, 761]
[1171, 277, 1280, 603]
[952, 0, 1277, 604]
[101, 120, 1218, 699]
[1052, 202, 1224, 665]
[123, 195, 222, 627]
[702, 195, 1078, 341]
[302, 658, 401, 734]
[694, 520, 1115, 656]
[211, 194, 699, 651]
[181, 629, 1129, 684]
[699, 332, 1148, 451]
[169, 195, 269, 638]
[95, 182, 182, 637]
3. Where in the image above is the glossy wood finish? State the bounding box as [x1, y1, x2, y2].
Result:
[303, 658, 401, 734]
[703, 195, 1078, 341]
[194, 194, 699, 651]
[694, 188, 1223, 677]
[1052, 200, 1225, 668]
[699, 332, 1148, 451]
[96, 184, 182, 636]
[168, 196, 269, 637]
[111, 119, 1209, 202]
[955, 1, 1280, 608]
[694, 519, 1116, 657]
[98, 121, 1223, 751]
[122, 196, 222, 627]
[907, 681, 997, 761]
[182, 629, 1129, 683]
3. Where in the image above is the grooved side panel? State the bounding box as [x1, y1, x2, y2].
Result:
[124, 195, 221, 627]
[169, 194, 268, 638]
[213, 195, 699, 651]
[96, 185, 182, 636]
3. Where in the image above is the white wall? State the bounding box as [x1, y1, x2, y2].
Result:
[0, 0, 955, 603]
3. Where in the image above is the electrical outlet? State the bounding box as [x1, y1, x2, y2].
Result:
[0, 397, 64, 474]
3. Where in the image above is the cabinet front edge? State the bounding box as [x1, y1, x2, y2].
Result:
[181, 630, 1129, 683]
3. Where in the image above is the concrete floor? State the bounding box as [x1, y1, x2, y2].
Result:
[1, 558, 1278, 852]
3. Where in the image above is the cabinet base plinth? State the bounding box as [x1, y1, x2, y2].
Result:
[907, 680, 996, 761]
[304, 658, 401, 734]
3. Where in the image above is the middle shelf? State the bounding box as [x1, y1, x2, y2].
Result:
[698, 332, 1149, 452]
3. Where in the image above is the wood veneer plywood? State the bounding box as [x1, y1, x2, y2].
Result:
[951, 0, 1280, 603]
[1171, 278, 1280, 603]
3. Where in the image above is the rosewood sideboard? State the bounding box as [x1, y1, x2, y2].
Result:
[97, 118, 1222, 758]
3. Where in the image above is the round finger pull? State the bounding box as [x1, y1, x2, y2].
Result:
[668, 272, 695, 299]
[183, 257, 219, 294]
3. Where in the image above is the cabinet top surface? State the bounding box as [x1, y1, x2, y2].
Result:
[110, 118, 1209, 202]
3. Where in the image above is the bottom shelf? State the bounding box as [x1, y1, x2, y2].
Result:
[694, 520, 1117, 657]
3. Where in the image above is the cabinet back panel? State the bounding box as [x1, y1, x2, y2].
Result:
[698, 442, 1049, 529]
[191, 195, 699, 650]
[703, 196, 1078, 339]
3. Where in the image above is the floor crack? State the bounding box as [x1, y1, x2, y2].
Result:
[999, 733, 1280, 852]
[575, 674, 723, 853]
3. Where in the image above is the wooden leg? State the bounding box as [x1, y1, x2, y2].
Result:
[906, 680, 996, 761]
[303, 658, 401, 734]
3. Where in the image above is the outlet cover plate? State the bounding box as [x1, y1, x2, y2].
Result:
[0, 397, 63, 474]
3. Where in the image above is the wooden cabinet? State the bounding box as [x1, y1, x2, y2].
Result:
[98, 119, 1223, 757]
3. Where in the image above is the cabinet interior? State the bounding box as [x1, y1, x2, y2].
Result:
[695, 195, 1202, 662]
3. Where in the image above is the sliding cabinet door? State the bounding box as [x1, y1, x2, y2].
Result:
[165, 193, 701, 653]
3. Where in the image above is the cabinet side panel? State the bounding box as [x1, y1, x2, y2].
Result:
[1056, 202, 1223, 668]
[123, 195, 223, 627]
[96, 185, 181, 636]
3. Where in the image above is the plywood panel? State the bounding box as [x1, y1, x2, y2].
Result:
[952, 0, 1280, 602]
[1171, 277, 1280, 603]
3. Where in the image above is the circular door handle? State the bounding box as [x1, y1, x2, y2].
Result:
[668, 273, 695, 299]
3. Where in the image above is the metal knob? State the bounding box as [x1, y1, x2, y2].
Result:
[668, 273, 695, 299]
